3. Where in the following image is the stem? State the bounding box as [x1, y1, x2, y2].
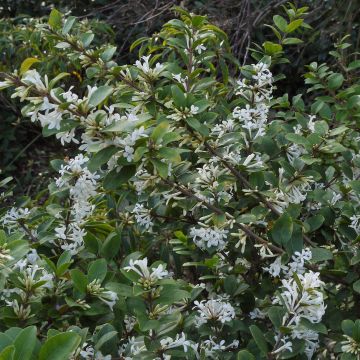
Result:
[18, 220, 37, 243]
[163, 178, 284, 254]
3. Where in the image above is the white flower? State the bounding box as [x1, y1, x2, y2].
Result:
[135, 55, 164, 78]
[341, 334, 360, 356]
[286, 143, 306, 165]
[172, 73, 187, 88]
[307, 115, 316, 132]
[249, 308, 266, 320]
[132, 203, 153, 230]
[211, 118, 235, 137]
[117, 126, 147, 162]
[1, 207, 31, 228]
[22, 69, 47, 90]
[160, 332, 194, 353]
[274, 271, 326, 325]
[271, 271, 326, 358]
[98, 290, 118, 310]
[350, 215, 360, 235]
[195, 44, 206, 54]
[56, 128, 79, 145]
[263, 256, 283, 277]
[193, 299, 235, 326]
[124, 315, 137, 332]
[190, 227, 228, 250]
[272, 336, 293, 355]
[86, 279, 118, 310]
[232, 103, 269, 139]
[123, 258, 170, 285]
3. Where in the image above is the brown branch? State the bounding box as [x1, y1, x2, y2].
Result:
[163, 178, 284, 254]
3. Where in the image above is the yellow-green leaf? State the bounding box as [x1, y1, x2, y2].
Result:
[20, 58, 40, 75]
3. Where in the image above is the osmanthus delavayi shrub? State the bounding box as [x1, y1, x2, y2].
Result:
[0, 4, 360, 360]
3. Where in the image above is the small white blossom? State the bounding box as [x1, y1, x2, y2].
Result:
[190, 227, 228, 250]
[193, 299, 235, 326]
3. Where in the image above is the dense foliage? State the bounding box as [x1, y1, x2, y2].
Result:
[2, 0, 359, 196]
[0, 4, 360, 360]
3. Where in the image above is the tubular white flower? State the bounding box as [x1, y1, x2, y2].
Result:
[132, 203, 153, 230]
[123, 258, 170, 288]
[190, 226, 229, 250]
[193, 298, 235, 326]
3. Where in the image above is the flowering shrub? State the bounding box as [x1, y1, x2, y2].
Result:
[0, 4, 360, 359]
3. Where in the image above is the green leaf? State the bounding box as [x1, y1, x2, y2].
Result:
[286, 19, 303, 33]
[192, 99, 210, 113]
[94, 330, 118, 352]
[327, 73, 344, 90]
[70, 269, 88, 293]
[88, 259, 108, 283]
[311, 248, 333, 262]
[268, 306, 286, 328]
[305, 215, 324, 232]
[353, 280, 360, 294]
[0, 346, 15, 360]
[285, 133, 309, 147]
[49, 72, 70, 89]
[171, 85, 186, 108]
[282, 37, 303, 45]
[20, 58, 40, 75]
[237, 350, 255, 360]
[13, 326, 37, 360]
[263, 41, 283, 55]
[87, 146, 119, 172]
[48, 9, 62, 30]
[103, 166, 136, 190]
[342, 320, 354, 337]
[88, 86, 113, 107]
[249, 325, 268, 355]
[185, 117, 209, 136]
[348, 60, 360, 70]
[151, 159, 169, 178]
[39, 333, 81, 360]
[155, 286, 190, 305]
[62, 16, 76, 35]
[300, 318, 327, 334]
[80, 32, 95, 47]
[101, 230, 121, 260]
[271, 213, 293, 246]
[273, 15, 287, 32]
[151, 121, 170, 142]
[320, 142, 347, 154]
[100, 46, 117, 62]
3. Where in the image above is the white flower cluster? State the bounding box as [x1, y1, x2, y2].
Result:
[86, 279, 118, 310]
[202, 338, 239, 359]
[193, 298, 235, 326]
[1, 207, 31, 230]
[2, 250, 54, 321]
[272, 271, 326, 359]
[350, 214, 360, 235]
[341, 334, 360, 357]
[264, 248, 312, 278]
[160, 332, 196, 354]
[190, 226, 229, 250]
[123, 258, 170, 288]
[75, 342, 111, 360]
[54, 154, 99, 255]
[132, 203, 153, 230]
[269, 169, 314, 213]
[167, 104, 199, 122]
[232, 62, 273, 140]
[135, 55, 165, 79]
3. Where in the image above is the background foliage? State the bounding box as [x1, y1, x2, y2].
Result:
[0, 0, 359, 198]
